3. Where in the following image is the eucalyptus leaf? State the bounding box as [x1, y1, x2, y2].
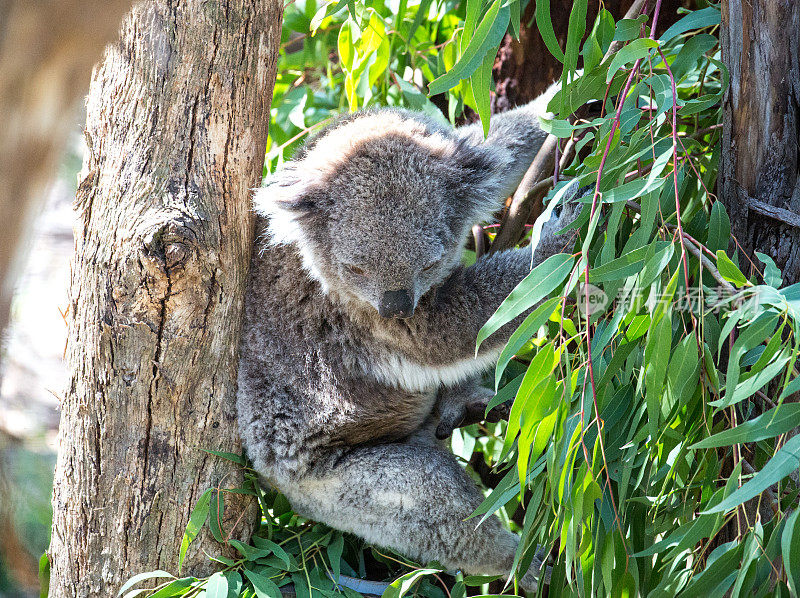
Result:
[704, 435, 800, 514]
[477, 253, 575, 349]
[691, 404, 800, 448]
[427, 0, 509, 95]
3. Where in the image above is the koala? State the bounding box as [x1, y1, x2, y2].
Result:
[236, 83, 577, 593]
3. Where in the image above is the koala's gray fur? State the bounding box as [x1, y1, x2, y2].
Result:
[237, 82, 576, 592]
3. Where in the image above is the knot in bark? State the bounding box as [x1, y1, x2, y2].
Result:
[142, 214, 200, 272]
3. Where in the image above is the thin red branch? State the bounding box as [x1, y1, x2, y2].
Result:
[658, 48, 691, 292]
[580, 0, 667, 562]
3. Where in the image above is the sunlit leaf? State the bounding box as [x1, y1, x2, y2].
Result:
[427, 0, 509, 95]
[477, 253, 575, 349]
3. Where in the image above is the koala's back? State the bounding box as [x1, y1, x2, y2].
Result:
[237, 218, 436, 484]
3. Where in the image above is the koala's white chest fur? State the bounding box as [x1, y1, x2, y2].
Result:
[371, 347, 502, 393]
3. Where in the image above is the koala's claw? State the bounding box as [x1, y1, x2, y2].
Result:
[478, 398, 512, 424]
[435, 388, 512, 440]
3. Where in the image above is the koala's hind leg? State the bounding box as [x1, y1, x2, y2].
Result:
[284, 438, 543, 592]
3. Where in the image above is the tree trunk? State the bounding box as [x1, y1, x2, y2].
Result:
[720, 0, 800, 283]
[47, 1, 282, 596]
[0, 0, 133, 341]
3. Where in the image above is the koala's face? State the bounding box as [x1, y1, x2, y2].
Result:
[257, 109, 501, 319]
[325, 169, 462, 318]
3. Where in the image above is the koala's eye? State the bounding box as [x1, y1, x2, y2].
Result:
[345, 264, 366, 276]
[421, 261, 438, 273]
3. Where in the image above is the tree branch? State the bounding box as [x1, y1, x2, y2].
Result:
[487, 0, 649, 254]
[625, 199, 737, 293]
[490, 135, 560, 252]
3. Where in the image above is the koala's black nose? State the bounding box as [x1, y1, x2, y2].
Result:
[379, 289, 414, 319]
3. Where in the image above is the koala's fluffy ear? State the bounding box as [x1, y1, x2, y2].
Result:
[254, 165, 324, 247]
[255, 166, 318, 215]
[448, 140, 509, 223]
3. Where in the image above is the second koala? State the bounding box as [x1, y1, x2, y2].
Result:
[237, 84, 577, 592]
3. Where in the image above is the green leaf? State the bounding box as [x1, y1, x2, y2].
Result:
[206, 572, 229, 598]
[731, 525, 763, 598]
[720, 311, 778, 404]
[290, 573, 310, 598]
[469, 49, 495, 136]
[508, 0, 520, 39]
[639, 243, 674, 287]
[669, 33, 717, 80]
[338, 20, 355, 70]
[229, 539, 273, 561]
[209, 489, 225, 542]
[680, 92, 724, 115]
[503, 343, 559, 457]
[707, 202, 731, 254]
[562, 0, 588, 101]
[252, 537, 294, 569]
[518, 400, 558, 485]
[681, 542, 742, 598]
[427, 0, 510, 95]
[382, 568, 442, 598]
[612, 15, 648, 42]
[243, 569, 282, 598]
[38, 553, 49, 598]
[149, 578, 195, 598]
[606, 38, 659, 83]
[659, 6, 721, 42]
[783, 509, 800, 596]
[691, 404, 800, 449]
[589, 244, 652, 283]
[704, 434, 800, 514]
[716, 250, 748, 286]
[755, 251, 783, 287]
[549, 63, 627, 117]
[750, 320, 785, 373]
[469, 467, 521, 525]
[713, 350, 792, 408]
[534, 0, 564, 62]
[719, 312, 780, 407]
[327, 534, 344, 582]
[644, 312, 671, 436]
[476, 253, 575, 349]
[362, 12, 390, 87]
[581, 24, 603, 73]
[599, 148, 673, 203]
[665, 335, 700, 410]
[494, 296, 561, 389]
[225, 571, 242, 598]
[459, 0, 481, 67]
[118, 572, 175, 596]
[309, 0, 347, 32]
[179, 489, 212, 572]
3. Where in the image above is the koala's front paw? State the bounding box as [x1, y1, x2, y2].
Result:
[435, 386, 511, 440]
[548, 180, 587, 232]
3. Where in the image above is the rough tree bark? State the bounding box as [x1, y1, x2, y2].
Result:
[0, 0, 133, 339]
[1, 0, 132, 588]
[47, 1, 282, 596]
[720, 0, 800, 284]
